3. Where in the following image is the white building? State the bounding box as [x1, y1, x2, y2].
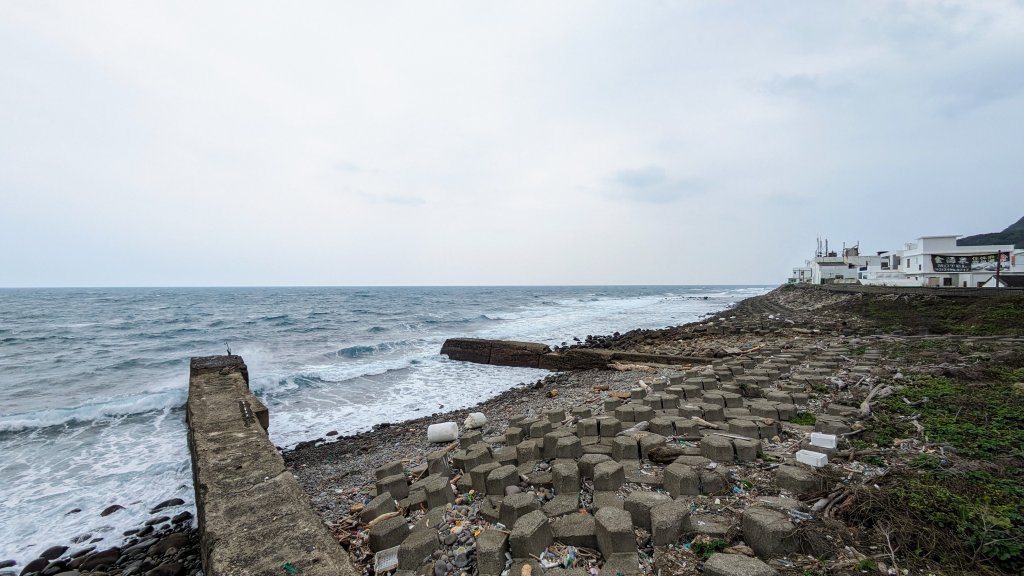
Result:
[790, 237, 1020, 288]
[892, 236, 1015, 288]
[788, 266, 812, 284]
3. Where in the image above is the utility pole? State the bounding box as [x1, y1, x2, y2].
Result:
[996, 251, 1003, 287]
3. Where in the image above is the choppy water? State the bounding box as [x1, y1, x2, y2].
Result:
[0, 285, 768, 564]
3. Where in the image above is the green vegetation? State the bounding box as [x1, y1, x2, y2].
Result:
[857, 296, 1024, 336]
[690, 537, 728, 559]
[854, 558, 877, 571]
[879, 375, 1024, 459]
[789, 411, 817, 426]
[848, 344, 1024, 574]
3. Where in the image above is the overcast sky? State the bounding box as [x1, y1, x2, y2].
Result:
[1, 1, 1022, 287]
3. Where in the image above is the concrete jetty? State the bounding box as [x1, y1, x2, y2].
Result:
[187, 355, 356, 576]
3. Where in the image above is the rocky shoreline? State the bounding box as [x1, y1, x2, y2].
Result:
[284, 285, 1024, 576]
[1, 499, 201, 576]
[9, 285, 1021, 576]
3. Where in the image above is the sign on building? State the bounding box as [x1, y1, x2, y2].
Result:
[931, 253, 1007, 273]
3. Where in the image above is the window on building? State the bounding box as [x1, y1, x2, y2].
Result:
[943, 278, 952, 286]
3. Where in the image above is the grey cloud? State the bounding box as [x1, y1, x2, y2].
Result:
[356, 192, 425, 206]
[604, 166, 705, 204]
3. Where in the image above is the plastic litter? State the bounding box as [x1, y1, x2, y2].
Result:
[564, 547, 577, 568]
[788, 509, 814, 522]
[427, 422, 459, 443]
[282, 563, 299, 574]
[539, 551, 561, 569]
[373, 546, 400, 573]
[464, 412, 488, 429]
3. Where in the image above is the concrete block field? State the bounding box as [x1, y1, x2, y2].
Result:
[330, 341, 890, 576]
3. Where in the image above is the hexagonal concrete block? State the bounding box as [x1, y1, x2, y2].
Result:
[516, 439, 542, 463]
[551, 513, 598, 550]
[397, 528, 439, 571]
[471, 462, 501, 495]
[742, 506, 797, 558]
[623, 491, 672, 531]
[700, 435, 735, 462]
[776, 465, 820, 496]
[375, 460, 405, 480]
[423, 475, 455, 509]
[369, 514, 410, 552]
[650, 500, 691, 546]
[552, 460, 580, 494]
[555, 435, 583, 459]
[578, 453, 612, 479]
[595, 507, 636, 558]
[476, 530, 509, 576]
[733, 438, 760, 463]
[704, 553, 778, 576]
[593, 460, 625, 491]
[510, 510, 553, 559]
[376, 473, 410, 500]
[664, 463, 700, 497]
[500, 492, 540, 528]
[486, 464, 519, 497]
[611, 436, 639, 461]
[699, 470, 730, 496]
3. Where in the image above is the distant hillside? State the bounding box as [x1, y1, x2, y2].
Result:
[958, 215, 1024, 249]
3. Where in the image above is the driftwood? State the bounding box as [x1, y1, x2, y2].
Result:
[860, 383, 894, 416]
[366, 511, 400, 527]
[608, 362, 657, 373]
[691, 416, 725, 430]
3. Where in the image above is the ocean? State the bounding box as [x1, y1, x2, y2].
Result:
[0, 285, 769, 563]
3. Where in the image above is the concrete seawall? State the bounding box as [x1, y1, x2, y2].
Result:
[187, 356, 356, 576]
[440, 338, 711, 369]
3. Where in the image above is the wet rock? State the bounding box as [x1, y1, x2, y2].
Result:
[148, 534, 188, 557]
[77, 547, 120, 571]
[145, 562, 183, 576]
[99, 505, 124, 517]
[20, 558, 48, 575]
[170, 511, 193, 524]
[150, 499, 185, 514]
[0, 562, 13, 570]
[40, 545, 67, 557]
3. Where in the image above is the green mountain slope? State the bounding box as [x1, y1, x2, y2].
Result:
[958, 215, 1024, 248]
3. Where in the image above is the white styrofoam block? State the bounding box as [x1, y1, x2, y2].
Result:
[464, 412, 488, 429]
[373, 545, 400, 573]
[427, 422, 459, 443]
[810, 432, 838, 449]
[796, 449, 828, 467]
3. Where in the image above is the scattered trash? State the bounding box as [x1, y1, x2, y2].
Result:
[810, 432, 838, 449]
[373, 546, 400, 573]
[796, 449, 829, 467]
[788, 509, 814, 522]
[464, 412, 488, 429]
[281, 563, 299, 574]
[427, 422, 459, 443]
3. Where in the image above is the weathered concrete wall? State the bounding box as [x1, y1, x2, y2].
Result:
[441, 338, 709, 370]
[803, 284, 1024, 298]
[187, 356, 357, 576]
